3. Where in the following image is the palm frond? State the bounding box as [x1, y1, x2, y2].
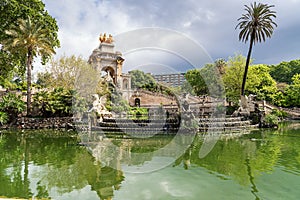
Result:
[236, 2, 277, 44]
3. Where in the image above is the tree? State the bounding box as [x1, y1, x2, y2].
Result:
[246, 64, 278, 102]
[236, 2, 277, 96]
[223, 54, 246, 104]
[269, 59, 300, 84]
[2, 17, 56, 115]
[129, 70, 156, 89]
[223, 55, 279, 105]
[184, 69, 207, 95]
[284, 74, 300, 107]
[0, 0, 60, 87]
[39, 55, 108, 97]
[185, 63, 224, 97]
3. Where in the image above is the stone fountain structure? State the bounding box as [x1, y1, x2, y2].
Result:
[88, 33, 132, 101]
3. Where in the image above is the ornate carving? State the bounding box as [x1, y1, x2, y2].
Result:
[116, 56, 124, 64]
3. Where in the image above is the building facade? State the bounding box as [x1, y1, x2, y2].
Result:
[153, 73, 186, 87]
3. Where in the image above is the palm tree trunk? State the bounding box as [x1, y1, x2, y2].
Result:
[27, 49, 33, 116]
[241, 32, 255, 96]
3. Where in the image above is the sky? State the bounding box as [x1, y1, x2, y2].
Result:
[40, 0, 300, 74]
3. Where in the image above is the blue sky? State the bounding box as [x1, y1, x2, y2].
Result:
[42, 0, 300, 74]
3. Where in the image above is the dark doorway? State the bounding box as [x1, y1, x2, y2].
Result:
[134, 98, 140, 107]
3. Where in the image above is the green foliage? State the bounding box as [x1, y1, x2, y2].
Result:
[129, 70, 156, 89]
[32, 88, 86, 117]
[38, 55, 108, 99]
[0, 93, 26, 113]
[36, 72, 53, 88]
[128, 107, 148, 119]
[269, 59, 300, 84]
[0, 0, 60, 59]
[0, 0, 59, 90]
[0, 111, 8, 125]
[184, 69, 206, 95]
[236, 2, 277, 44]
[2, 16, 57, 115]
[222, 54, 246, 104]
[246, 64, 278, 103]
[236, 2, 277, 96]
[223, 55, 279, 105]
[0, 92, 26, 124]
[263, 114, 279, 127]
[108, 89, 130, 113]
[283, 74, 300, 107]
[270, 109, 288, 119]
[184, 63, 224, 97]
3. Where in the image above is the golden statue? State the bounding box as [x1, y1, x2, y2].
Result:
[106, 34, 114, 43]
[99, 33, 106, 43]
[116, 56, 124, 64]
[99, 33, 114, 44]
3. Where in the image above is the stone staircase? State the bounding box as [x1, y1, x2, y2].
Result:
[198, 116, 252, 132]
[93, 117, 180, 134]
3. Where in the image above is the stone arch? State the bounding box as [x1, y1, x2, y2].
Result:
[123, 78, 129, 89]
[102, 66, 116, 84]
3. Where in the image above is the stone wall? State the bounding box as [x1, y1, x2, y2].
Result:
[14, 117, 75, 130]
[129, 90, 176, 107]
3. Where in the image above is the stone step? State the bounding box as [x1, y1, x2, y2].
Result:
[199, 117, 243, 122]
[199, 121, 251, 127]
[98, 122, 179, 128]
[199, 125, 252, 132]
[103, 118, 179, 123]
[90, 126, 178, 132]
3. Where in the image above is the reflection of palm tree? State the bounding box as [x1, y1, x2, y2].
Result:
[236, 2, 277, 96]
[245, 157, 260, 200]
[21, 134, 32, 198]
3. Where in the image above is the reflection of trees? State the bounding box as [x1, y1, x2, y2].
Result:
[1, 125, 300, 199]
[173, 131, 285, 187]
[269, 123, 300, 172]
[0, 132, 33, 199]
[0, 130, 124, 200]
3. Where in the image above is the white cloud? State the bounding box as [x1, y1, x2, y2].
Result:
[43, 0, 300, 67]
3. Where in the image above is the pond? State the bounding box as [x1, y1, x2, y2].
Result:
[0, 123, 299, 200]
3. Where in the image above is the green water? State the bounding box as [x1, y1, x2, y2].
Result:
[0, 123, 300, 200]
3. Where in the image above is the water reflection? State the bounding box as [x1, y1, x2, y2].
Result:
[0, 130, 123, 200]
[0, 123, 299, 199]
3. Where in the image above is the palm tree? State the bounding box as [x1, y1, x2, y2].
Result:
[3, 17, 55, 115]
[236, 2, 277, 96]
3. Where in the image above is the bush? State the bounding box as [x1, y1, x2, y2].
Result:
[271, 109, 288, 119]
[0, 92, 25, 124]
[0, 111, 8, 125]
[32, 88, 83, 117]
[263, 114, 279, 128]
[128, 107, 148, 119]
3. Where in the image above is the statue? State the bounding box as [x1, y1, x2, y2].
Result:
[99, 33, 106, 43]
[105, 71, 114, 83]
[89, 94, 112, 122]
[99, 33, 114, 44]
[116, 56, 124, 64]
[106, 34, 114, 43]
